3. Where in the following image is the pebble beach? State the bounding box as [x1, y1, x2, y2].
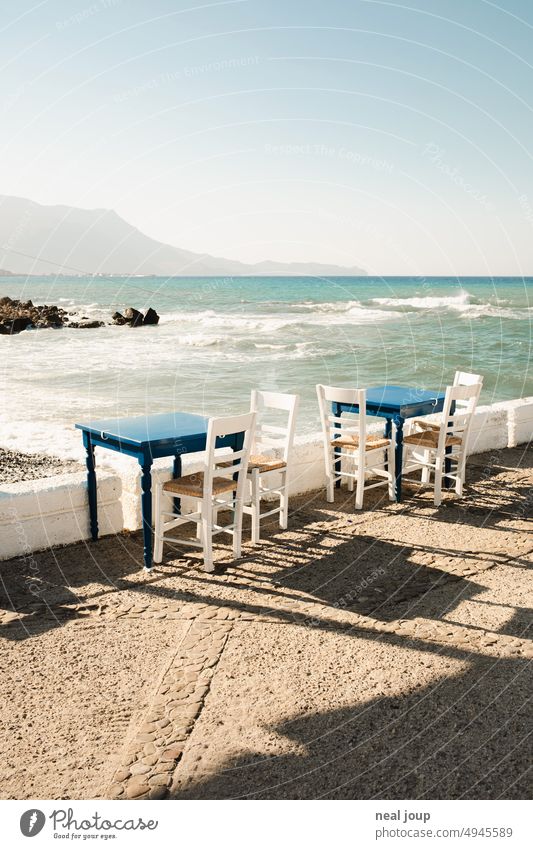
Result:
[0, 448, 81, 485]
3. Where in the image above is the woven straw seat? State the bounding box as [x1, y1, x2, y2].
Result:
[413, 420, 440, 432]
[248, 454, 287, 473]
[403, 430, 462, 449]
[163, 473, 236, 498]
[219, 453, 287, 473]
[331, 434, 389, 450]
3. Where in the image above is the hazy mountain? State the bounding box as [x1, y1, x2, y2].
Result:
[0, 195, 365, 277]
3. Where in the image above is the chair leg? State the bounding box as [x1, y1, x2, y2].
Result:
[326, 452, 334, 502]
[279, 471, 289, 529]
[196, 499, 203, 539]
[153, 483, 163, 564]
[347, 454, 355, 491]
[421, 450, 431, 483]
[434, 456, 443, 507]
[456, 457, 465, 496]
[388, 446, 396, 501]
[355, 462, 365, 509]
[232, 493, 244, 559]
[201, 500, 213, 572]
[250, 468, 261, 544]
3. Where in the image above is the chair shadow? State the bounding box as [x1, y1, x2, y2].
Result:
[170, 646, 532, 800]
[1, 447, 530, 643]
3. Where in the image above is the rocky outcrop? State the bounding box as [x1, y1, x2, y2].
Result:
[68, 320, 106, 329]
[113, 307, 160, 327]
[123, 307, 144, 327]
[0, 296, 160, 333]
[142, 307, 159, 326]
[0, 297, 67, 333]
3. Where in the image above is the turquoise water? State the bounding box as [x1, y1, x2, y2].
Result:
[0, 275, 531, 460]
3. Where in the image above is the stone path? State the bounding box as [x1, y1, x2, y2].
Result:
[0, 446, 531, 799]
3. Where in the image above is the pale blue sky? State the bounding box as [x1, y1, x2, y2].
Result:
[1, 0, 533, 274]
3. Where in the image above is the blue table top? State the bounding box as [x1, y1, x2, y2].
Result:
[365, 385, 445, 408]
[337, 384, 446, 418]
[75, 411, 209, 447]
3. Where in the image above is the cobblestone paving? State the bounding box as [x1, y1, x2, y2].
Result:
[0, 446, 531, 799]
[107, 621, 232, 799]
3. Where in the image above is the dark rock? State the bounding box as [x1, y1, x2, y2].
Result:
[112, 311, 127, 325]
[2, 316, 32, 333]
[0, 295, 108, 333]
[69, 320, 105, 329]
[41, 313, 62, 327]
[124, 307, 144, 327]
[143, 307, 159, 325]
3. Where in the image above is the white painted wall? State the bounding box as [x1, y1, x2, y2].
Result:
[1, 396, 531, 560]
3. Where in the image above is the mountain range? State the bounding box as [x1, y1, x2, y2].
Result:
[0, 195, 365, 277]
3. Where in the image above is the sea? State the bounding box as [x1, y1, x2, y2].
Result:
[1, 275, 531, 465]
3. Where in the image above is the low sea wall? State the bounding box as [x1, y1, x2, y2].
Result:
[1, 396, 532, 561]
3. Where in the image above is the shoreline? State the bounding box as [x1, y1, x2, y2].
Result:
[0, 447, 82, 485]
[1, 394, 531, 562]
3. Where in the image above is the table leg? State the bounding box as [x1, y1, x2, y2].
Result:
[384, 418, 392, 471]
[83, 433, 98, 540]
[173, 455, 182, 515]
[232, 431, 245, 530]
[232, 430, 245, 481]
[393, 416, 404, 502]
[139, 456, 153, 570]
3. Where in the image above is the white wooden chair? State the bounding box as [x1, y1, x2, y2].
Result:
[406, 371, 484, 488]
[242, 390, 300, 543]
[316, 384, 395, 509]
[153, 412, 256, 572]
[402, 380, 482, 505]
[454, 370, 484, 388]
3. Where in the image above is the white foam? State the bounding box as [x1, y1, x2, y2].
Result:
[371, 290, 472, 309]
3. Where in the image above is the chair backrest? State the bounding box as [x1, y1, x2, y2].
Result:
[250, 390, 300, 462]
[204, 411, 256, 498]
[437, 381, 482, 453]
[316, 384, 367, 458]
[454, 370, 484, 388]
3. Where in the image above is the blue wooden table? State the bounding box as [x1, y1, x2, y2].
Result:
[335, 385, 447, 501]
[75, 411, 241, 570]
